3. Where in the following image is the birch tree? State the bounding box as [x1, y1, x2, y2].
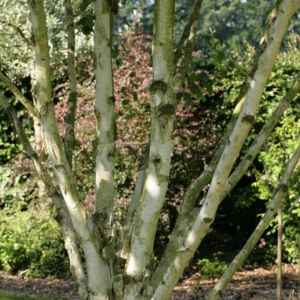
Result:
[0, 0, 300, 299]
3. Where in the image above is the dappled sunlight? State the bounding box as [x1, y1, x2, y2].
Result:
[145, 173, 160, 198]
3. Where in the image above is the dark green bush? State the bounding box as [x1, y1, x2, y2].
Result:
[0, 207, 70, 278]
[197, 256, 227, 280]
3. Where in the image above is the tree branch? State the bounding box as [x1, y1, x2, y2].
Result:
[151, 80, 249, 289]
[124, 0, 176, 292]
[208, 143, 300, 300]
[222, 70, 300, 198]
[0, 20, 31, 46]
[63, 0, 77, 169]
[0, 71, 39, 118]
[174, 0, 204, 67]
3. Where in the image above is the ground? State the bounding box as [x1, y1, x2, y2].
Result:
[0, 264, 299, 299]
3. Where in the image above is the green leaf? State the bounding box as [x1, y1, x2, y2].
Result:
[198, 93, 206, 103]
[122, 99, 130, 106]
[120, 87, 126, 93]
[123, 276, 131, 285]
[132, 92, 138, 102]
[113, 275, 122, 283]
[129, 72, 136, 77]
[191, 73, 201, 82]
[112, 46, 119, 59]
[183, 93, 192, 108]
[79, 0, 92, 12]
[190, 82, 201, 96]
[77, 15, 94, 35]
[205, 83, 213, 95]
[199, 72, 209, 84]
[217, 51, 225, 61]
[186, 72, 192, 82]
[129, 109, 134, 118]
[205, 35, 212, 47]
[228, 60, 235, 69]
[116, 59, 123, 66]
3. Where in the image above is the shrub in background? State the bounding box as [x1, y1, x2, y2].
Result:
[0, 206, 70, 278]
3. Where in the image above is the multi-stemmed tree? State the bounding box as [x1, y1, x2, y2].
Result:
[1, 0, 300, 299]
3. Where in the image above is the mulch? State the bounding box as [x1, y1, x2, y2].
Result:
[0, 264, 299, 299]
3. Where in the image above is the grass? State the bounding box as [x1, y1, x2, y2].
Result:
[0, 292, 67, 300]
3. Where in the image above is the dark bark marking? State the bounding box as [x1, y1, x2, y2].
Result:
[203, 218, 212, 223]
[150, 81, 167, 95]
[241, 114, 255, 124]
[158, 103, 175, 117]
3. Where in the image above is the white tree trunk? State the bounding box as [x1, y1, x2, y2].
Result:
[64, 0, 77, 169]
[27, 1, 110, 299]
[124, 0, 175, 298]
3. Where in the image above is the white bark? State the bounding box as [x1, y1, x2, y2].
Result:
[94, 0, 115, 226]
[27, 1, 110, 298]
[64, 0, 77, 168]
[124, 0, 175, 285]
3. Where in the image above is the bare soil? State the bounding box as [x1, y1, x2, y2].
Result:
[0, 264, 299, 299]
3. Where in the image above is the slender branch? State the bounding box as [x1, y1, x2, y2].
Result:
[222, 70, 300, 198]
[93, 1, 116, 294]
[123, 0, 204, 247]
[63, 0, 77, 168]
[277, 201, 283, 300]
[174, 0, 204, 67]
[0, 20, 31, 46]
[292, 0, 300, 13]
[208, 144, 300, 300]
[0, 71, 39, 118]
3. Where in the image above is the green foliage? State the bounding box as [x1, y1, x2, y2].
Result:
[0, 292, 67, 300]
[197, 257, 227, 280]
[0, 165, 34, 207]
[0, 207, 70, 277]
[251, 39, 300, 262]
[0, 95, 25, 163]
[253, 116, 300, 262]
